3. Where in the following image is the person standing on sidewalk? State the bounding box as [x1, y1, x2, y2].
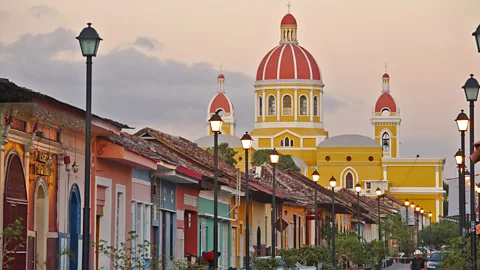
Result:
[409, 250, 427, 270]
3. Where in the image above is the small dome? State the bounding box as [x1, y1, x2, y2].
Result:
[195, 134, 242, 148]
[375, 92, 397, 112]
[382, 73, 390, 79]
[218, 74, 225, 79]
[256, 44, 321, 81]
[317, 134, 381, 148]
[281, 14, 297, 25]
[209, 93, 233, 113]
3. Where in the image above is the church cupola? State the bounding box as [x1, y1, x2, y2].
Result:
[280, 6, 298, 44]
[382, 73, 390, 93]
[218, 73, 225, 93]
[206, 73, 236, 135]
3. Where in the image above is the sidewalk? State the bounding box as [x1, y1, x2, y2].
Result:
[384, 262, 409, 269]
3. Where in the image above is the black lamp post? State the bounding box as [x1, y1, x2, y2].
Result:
[209, 111, 224, 268]
[375, 188, 382, 242]
[455, 147, 467, 237]
[415, 205, 420, 249]
[410, 203, 416, 250]
[240, 132, 253, 269]
[312, 170, 320, 246]
[428, 212, 432, 248]
[355, 183, 362, 239]
[76, 23, 102, 270]
[462, 74, 480, 268]
[329, 176, 337, 267]
[269, 148, 280, 258]
[420, 208, 424, 247]
[404, 199, 410, 257]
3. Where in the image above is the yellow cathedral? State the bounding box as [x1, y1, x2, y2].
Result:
[196, 11, 445, 222]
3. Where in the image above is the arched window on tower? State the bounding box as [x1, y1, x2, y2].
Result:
[284, 137, 290, 147]
[313, 96, 318, 116]
[258, 96, 263, 116]
[283, 95, 292, 115]
[300, 95, 308, 116]
[268, 95, 276, 116]
[345, 172, 354, 189]
[382, 132, 391, 156]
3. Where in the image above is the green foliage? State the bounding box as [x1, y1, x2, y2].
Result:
[369, 240, 388, 264]
[94, 231, 157, 270]
[419, 220, 458, 249]
[278, 245, 334, 269]
[381, 213, 415, 255]
[251, 149, 300, 171]
[252, 257, 281, 269]
[1, 219, 25, 269]
[206, 142, 238, 166]
[442, 236, 472, 269]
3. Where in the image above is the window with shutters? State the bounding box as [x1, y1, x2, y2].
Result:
[299, 95, 308, 116]
[282, 95, 292, 116]
[313, 96, 319, 116]
[268, 95, 276, 116]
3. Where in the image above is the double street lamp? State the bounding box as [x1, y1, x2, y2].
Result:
[269, 149, 280, 258]
[209, 110, 224, 268]
[240, 132, 253, 269]
[355, 183, 362, 239]
[415, 205, 420, 249]
[329, 176, 337, 267]
[312, 170, 320, 246]
[77, 23, 102, 270]
[420, 208, 424, 246]
[404, 199, 410, 257]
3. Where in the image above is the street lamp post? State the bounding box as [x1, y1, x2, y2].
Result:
[415, 206, 420, 249]
[375, 188, 382, 241]
[269, 149, 280, 258]
[312, 170, 320, 246]
[428, 212, 433, 248]
[355, 183, 362, 239]
[473, 24, 480, 53]
[463, 74, 480, 268]
[404, 199, 410, 257]
[420, 208, 424, 247]
[456, 109, 469, 237]
[209, 111, 224, 268]
[329, 176, 337, 267]
[240, 132, 253, 269]
[76, 23, 102, 270]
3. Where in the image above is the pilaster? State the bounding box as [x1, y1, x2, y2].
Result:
[294, 88, 298, 121]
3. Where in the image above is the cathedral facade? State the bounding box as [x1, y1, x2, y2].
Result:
[197, 12, 445, 222]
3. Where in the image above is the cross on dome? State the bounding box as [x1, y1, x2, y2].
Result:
[287, 2, 291, 13]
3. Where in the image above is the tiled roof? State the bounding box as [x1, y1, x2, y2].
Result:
[134, 127, 238, 186]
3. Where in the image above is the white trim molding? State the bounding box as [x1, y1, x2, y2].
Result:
[389, 187, 446, 194]
[132, 178, 151, 186]
[253, 121, 325, 129]
[198, 213, 236, 222]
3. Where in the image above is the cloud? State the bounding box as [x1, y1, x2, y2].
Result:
[30, 5, 58, 19]
[134, 37, 163, 51]
[0, 11, 9, 23]
[0, 28, 350, 143]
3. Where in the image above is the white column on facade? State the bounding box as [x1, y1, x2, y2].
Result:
[436, 199, 440, 222]
[262, 89, 266, 122]
[396, 123, 400, 157]
[320, 91, 324, 122]
[254, 91, 258, 123]
[276, 88, 280, 122]
[435, 166, 439, 188]
[383, 166, 387, 180]
[309, 88, 314, 122]
[294, 88, 298, 121]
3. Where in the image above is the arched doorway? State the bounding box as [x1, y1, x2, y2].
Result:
[68, 184, 81, 270]
[3, 153, 28, 269]
[34, 178, 49, 270]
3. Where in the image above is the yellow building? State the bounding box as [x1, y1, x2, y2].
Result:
[197, 11, 445, 225]
[247, 12, 445, 222]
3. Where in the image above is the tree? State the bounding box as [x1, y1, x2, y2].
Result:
[206, 142, 238, 166]
[2, 219, 26, 269]
[381, 213, 415, 255]
[419, 220, 458, 249]
[251, 149, 300, 171]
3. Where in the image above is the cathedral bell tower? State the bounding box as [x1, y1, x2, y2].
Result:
[206, 73, 236, 135]
[371, 73, 401, 157]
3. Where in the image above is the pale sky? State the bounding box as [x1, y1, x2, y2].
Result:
[1, 0, 480, 179]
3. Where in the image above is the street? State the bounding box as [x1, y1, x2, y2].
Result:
[385, 263, 409, 269]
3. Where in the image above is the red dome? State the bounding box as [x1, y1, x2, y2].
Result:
[281, 14, 297, 25]
[375, 92, 397, 112]
[209, 93, 233, 113]
[218, 74, 225, 79]
[382, 73, 390, 79]
[256, 44, 321, 81]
